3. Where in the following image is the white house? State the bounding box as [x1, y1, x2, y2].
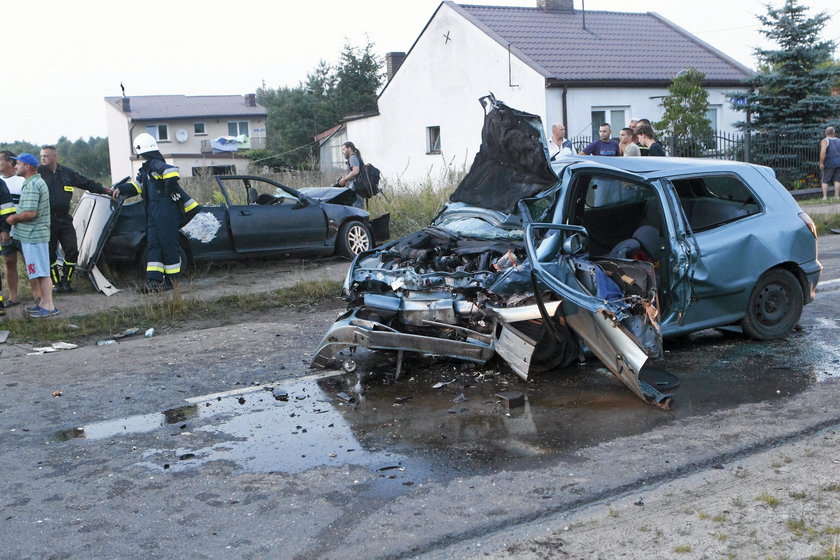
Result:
[104, 94, 267, 182]
[322, 0, 752, 183]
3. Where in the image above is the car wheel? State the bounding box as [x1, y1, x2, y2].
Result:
[336, 220, 372, 260]
[521, 318, 579, 373]
[740, 269, 803, 340]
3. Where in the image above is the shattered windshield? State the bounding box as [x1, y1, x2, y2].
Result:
[434, 216, 523, 240]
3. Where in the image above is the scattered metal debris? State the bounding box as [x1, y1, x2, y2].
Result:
[432, 379, 456, 389]
[495, 391, 525, 409]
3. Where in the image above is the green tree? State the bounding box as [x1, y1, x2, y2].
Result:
[733, 0, 840, 131]
[655, 68, 714, 156]
[255, 40, 383, 169]
[0, 137, 110, 183]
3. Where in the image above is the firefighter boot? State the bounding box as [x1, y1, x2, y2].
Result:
[51, 266, 66, 293]
[60, 264, 75, 293]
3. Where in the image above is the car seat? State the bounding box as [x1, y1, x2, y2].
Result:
[607, 225, 659, 261]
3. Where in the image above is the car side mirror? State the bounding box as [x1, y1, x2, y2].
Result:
[562, 232, 588, 256]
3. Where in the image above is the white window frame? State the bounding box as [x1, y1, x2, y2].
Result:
[194, 122, 206, 135]
[426, 126, 441, 154]
[146, 124, 170, 142]
[228, 121, 249, 137]
[590, 107, 628, 139]
[706, 106, 721, 132]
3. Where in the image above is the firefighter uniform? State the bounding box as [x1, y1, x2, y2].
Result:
[0, 178, 16, 313]
[37, 164, 109, 291]
[120, 157, 196, 287]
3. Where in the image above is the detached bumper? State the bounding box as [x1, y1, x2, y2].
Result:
[310, 309, 495, 368]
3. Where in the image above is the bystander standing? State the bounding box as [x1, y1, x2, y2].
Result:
[819, 126, 840, 200]
[579, 124, 619, 156]
[6, 154, 57, 317]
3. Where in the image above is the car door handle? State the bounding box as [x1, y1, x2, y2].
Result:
[240, 210, 251, 216]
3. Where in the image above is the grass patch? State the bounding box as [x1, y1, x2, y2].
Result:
[756, 493, 781, 507]
[712, 514, 727, 523]
[5, 280, 343, 344]
[674, 545, 692, 553]
[789, 491, 808, 500]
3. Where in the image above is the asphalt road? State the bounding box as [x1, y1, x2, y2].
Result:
[2, 235, 840, 560]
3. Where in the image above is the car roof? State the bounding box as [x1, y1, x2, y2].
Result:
[552, 155, 771, 181]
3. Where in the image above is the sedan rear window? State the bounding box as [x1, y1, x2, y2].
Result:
[671, 176, 760, 232]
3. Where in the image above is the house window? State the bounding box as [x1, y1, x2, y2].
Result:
[146, 124, 169, 142]
[228, 121, 249, 137]
[194, 123, 206, 135]
[427, 126, 441, 154]
[590, 108, 627, 139]
[706, 107, 720, 131]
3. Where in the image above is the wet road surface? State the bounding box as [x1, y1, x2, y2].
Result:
[3, 236, 840, 560]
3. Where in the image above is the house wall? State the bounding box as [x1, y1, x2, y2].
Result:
[549, 86, 745, 146]
[319, 128, 348, 177]
[346, 3, 548, 185]
[105, 103, 134, 183]
[106, 113, 266, 181]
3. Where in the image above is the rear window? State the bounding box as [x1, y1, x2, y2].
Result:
[671, 175, 760, 232]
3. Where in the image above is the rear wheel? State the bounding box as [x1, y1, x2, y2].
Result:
[740, 269, 803, 340]
[336, 220, 372, 260]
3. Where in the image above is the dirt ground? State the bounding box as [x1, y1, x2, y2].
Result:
[1, 256, 351, 320]
[5, 254, 840, 559]
[475, 428, 840, 559]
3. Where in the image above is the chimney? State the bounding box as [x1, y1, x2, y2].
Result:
[121, 97, 131, 113]
[244, 93, 257, 107]
[537, 0, 574, 12]
[385, 52, 407, 83]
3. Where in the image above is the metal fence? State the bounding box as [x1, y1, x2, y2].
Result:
[571, 130, 824, 189]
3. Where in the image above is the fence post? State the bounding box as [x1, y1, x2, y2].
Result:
[744, 131, 751, 163]
[668, 135, 676, 157]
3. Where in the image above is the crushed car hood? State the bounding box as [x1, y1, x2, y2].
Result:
[448, 95, 557, 214]
[311, 96, 669, 408]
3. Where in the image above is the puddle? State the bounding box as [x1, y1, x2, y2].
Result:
[49, 330, 825, 484]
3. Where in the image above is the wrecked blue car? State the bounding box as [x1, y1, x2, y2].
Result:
[311, 96, 821, 407]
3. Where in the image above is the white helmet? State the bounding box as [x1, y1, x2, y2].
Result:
[133, 133, 159, 155]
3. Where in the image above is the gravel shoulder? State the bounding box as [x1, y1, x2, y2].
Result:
[471, 428, 840, 560]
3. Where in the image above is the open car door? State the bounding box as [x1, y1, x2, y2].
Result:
[524, 223, 670, 408]
[72, 192, 124, 295]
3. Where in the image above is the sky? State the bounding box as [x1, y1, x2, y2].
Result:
[3, 0, 839, 145]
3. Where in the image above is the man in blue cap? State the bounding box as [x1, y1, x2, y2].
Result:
[6, 153, 58, 317]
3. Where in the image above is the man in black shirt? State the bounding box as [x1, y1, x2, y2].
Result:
[37, 146, 110, 292]
[636, 125, 666, 157]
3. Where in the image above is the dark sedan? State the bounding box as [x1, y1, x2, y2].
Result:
[72, 175, 389, 292]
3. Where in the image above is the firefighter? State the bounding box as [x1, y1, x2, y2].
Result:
[111, 133, 194, 293]
[38, 146, 110, 293]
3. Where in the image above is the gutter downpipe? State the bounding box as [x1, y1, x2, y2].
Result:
[562, 84, 568, 134]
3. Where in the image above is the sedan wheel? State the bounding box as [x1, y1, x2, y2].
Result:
[337, 221, 372, 260]
[740, 269, 803, 340]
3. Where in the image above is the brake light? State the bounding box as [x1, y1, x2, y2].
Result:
[798, 212, 817, 238]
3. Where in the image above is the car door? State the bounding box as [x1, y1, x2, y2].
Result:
[218, 177, 327, 254]
[552, 163, 697, 325]
[525, 223, 667, 406]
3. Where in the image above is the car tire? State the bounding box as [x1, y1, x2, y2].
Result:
[740, 269, 803, 340]
[138, 238, 192, 278]
[336, 220, 372, 260]
[524, 318, 579, 373]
